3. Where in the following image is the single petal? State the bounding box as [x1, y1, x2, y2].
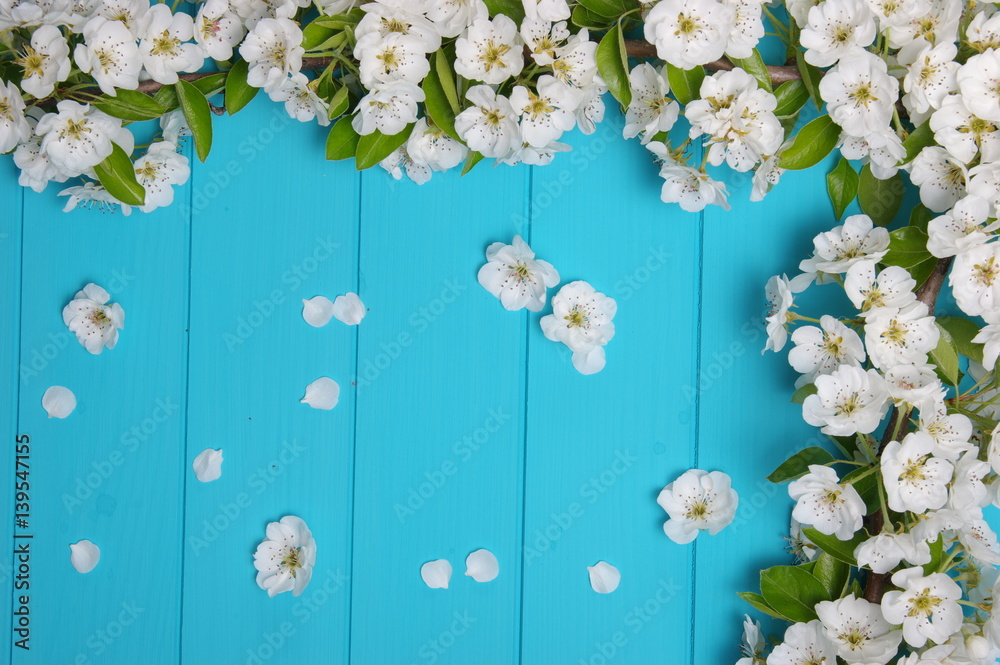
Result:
[42, 386, 76, 419]
[421, 559, 452, 589]
[301, 377, 340, 410]
[464, 549, 499, 583]
[192, 448, 224, 482]
[70, 539, 100, 573]
[587, 561, 620, 593]
[302, 296, 335, 327]
[332, 293, 366, 325]
[81, 283, 111, 303]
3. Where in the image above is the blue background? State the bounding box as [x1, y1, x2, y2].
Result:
[0, 99, 836, 665]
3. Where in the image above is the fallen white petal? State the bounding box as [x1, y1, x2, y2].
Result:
[464, 549, 499, 583]
[70, 540, 100, 573]
[42, 386, 76, 419]
[421, 559, 452, 589]
[301, 377, 340, 410]
[587, 561, 620, 594]
[192, 449, 224, 483]
[332, 293, 366, 325]
[302, 296, 335, 327]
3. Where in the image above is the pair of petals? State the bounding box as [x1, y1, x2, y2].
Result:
[421, 550, 499, 589]
[302, 293, 366, 327]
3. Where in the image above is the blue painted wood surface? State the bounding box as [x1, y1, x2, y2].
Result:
[3, 99, 835, 665]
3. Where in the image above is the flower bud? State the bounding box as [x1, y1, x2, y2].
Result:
[966, 634, 991, 660]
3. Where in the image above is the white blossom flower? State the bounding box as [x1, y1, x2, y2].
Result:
[549, 30, 598, 88]
[958, 518, 1000, 566]
[522, 0, 569, 21]
[767, 620, 837, 665]
[425, 0, 488, 39]
[863, 302, 939, 370]
[957, 50, 1000, 124]
[477, 235, 559, 312]
[406, 118, 468, 171]
[736, 614, 765, 665]
[763, 272, 812, 353]
[802, 365, 890, 436]
[352, 81, 424, 136]
[723, 0, 764, 60]
[356, 32, 431, 88]
[15, 25, 71, 99]
[194, 0, 245, 60]
[13, 134, 66, 192]
[454, 85, 518, 158]
[902, 43, 959, 116]
[968, 11, 1000, 54]
[887, 0, 960, 50]
[800, 0, 876, 67]
[854, 532, 931, 574]
[868, 0, 929, 31]
[253, 515, 316, 597]
[499, 139, 571, 167]
[646, 141, 731, 212]
[380, 145, 431, 184]
[95, 0, 148, 35]
[751, 153, 785, 202]
[974, 321, 1000, 371]
[918, 407, 973, 461]
[969, 163, 1000, 213]
[883, 363, 946, 412]
[927, 196, 998, 258]
[138, 4, 202, 84]
[0, 0, 71, 28]
[575, 82, 606, 135]
[882, 567, 963, 647]
[657, 469, 738, 544]
[882, 432, 954, 514]
[643, 0, 735, 70]
[239, 17, 303, 93]
[844, 260, 917, 315]
[788, 315, 866, 381]
[801, 214, 890, 275]
[159, 109, 190, 145]
[623, 63, 679, 142]
[788, 465, 865, 540]
[950, 241, 1000, 317]
[133, 141, 190, 212]
[930, 96, 1000, 165]
[820, 50, 898, 138]
[354, 3, 441, 53]
[454, 15, 523, 84]
[520, 17, 568, 65]
[268, 72, 330, 126]
[74, 17, 142, 96]
[816, 595, 902, 665]
[949, 449, 991, 512]
[839, 130, 906, 180]
[509, 75, 581, 147]
[910, 146, 969, 213]
[0, 79, 31, 153]
[540, 281, 616, 375]
[59, 182, 132, 215]
[36, 101, 126, 176]
[62, 283, 125, 354]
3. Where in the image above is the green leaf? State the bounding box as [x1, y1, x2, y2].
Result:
[937, 316, 985, 364]
[767, 446, 835, 483]
[327, 85, 350, 119]
[93, 89, 167, 122]
[797, 56, 824, 110]
[175, 79, 213, 163]
[930, 322, 961, 388]
[434, 48, 461, 115]
[801, 527, 864, 566]
[827, 157, 859, 220]
[93, 142, 145, 207]
[192, 73, 227, 98]
[813, 552, 850, 597]
[224, 59, 258, 116]
[923, 535, 946, 575]
[596, 24, 631, 107]
[578, 0, 637, 17]
[910, 204, 934, 233]
[666, 64, 705, 106]
[302, 21, 338, 50]
[729, 49, 772, 93]
[901, 120, 935, 165]
[842, 466, 879, 513]
[736, 592, 790, 621]
[791, 383, 817, 405]
[422, 59, 460, 141]
[571, 4, 614, 29]
[153, 84, 178, 111]
[760, 566, 831, 623]
[355, 124, 412, 171]
[461, 150, 485, 175]
[773, 80, 809, 117]
[309, 9, 364, 31]
[858, 165, 904, 227]
[778, 115, 840, 170]
[885, 226, 932, 268]
[482, 0, 525, 23]
[326, 116, 360, 161]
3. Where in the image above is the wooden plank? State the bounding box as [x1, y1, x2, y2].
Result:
[520, 112, 699, 665]
[349, 164, 528, 664]
[12, 155, 189, 663]
[181, 97, 359, 664]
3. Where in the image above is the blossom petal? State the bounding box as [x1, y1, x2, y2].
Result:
[42, 386, 76, 418]
[301, 377, 340, 410]
[192, 448, 224, 483]
[332, 293, 366, 325]
[587, 561, 620, 593]
[572, 348, 606, 375]
[70, 540, 100, 573]
[302, 296, 335, 327]
[464, 549, 499, 583]
[421, 559, 452, 589]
